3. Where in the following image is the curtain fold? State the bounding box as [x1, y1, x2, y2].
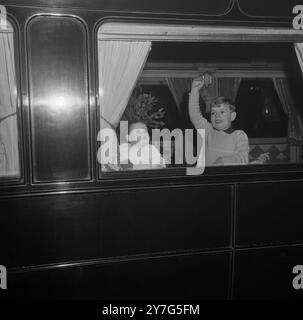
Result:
[165, 77, 192, 112]
[217, 77, 242, 102]
[98, 40, 151, 166]
[295, 43, 303, 75]
[0, 30, 19, 177]
[273, 77, 303, 141]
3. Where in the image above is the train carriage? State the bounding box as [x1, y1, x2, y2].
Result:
[1, 0, 303, 299]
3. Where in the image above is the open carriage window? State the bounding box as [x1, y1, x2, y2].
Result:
[0, 22, 20, 179]
[97, 23, 303, 174]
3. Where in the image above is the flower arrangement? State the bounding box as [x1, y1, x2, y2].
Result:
[122, 86, 165, 129]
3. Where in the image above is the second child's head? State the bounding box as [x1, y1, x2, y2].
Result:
[127, 121, 150, 147]
[210, 97, 236, 131]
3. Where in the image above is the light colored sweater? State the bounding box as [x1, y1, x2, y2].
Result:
[189, 90, 249, 166]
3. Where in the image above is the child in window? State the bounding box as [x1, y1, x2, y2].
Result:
[119, 121, 166, 170]
[189, 76, 249, 166]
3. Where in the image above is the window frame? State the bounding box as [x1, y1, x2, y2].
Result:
[96, 20, 303, 181]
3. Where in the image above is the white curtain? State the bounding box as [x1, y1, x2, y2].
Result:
[98, 40, 151, 166]
[0, 29, 19, 177]
[217, 77, 242, 101]
[273, 77, 303, 141]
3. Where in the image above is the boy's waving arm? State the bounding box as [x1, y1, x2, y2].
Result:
[188, 78, 212, 131]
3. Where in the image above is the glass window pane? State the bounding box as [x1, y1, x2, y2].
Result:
[97, 24, 303, 175]
[27, 16, 90, 182]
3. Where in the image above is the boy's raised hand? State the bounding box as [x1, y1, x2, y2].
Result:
[191, 74, 212, 92]
[191, 78, 204, 91]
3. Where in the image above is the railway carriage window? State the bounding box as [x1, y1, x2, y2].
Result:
[0, 23, 19, 178]
[97, 23, 303, 174]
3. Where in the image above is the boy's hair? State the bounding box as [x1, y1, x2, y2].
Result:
[211, 97, 236, 112]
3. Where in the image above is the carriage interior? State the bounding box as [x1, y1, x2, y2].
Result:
[100, 39, 303, 171]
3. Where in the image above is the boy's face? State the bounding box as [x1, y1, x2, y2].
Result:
[211, 104, 236, 131]
[128, 122, 150, 146]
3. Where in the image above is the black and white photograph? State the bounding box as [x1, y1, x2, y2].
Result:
[1, 0, 303, 309]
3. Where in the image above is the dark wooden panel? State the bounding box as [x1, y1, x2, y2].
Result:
[234, 246, 303, 300]
[8, 252, 231, 299]
[102, 186, 232, 257]
[27, 16, 90, 182]
[0, 185, 232, 268]
[0, 193, 103, 268]
[3, 0, 233, 15]
[238, 0, 298, 18]
[236, 181, 303, 247]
